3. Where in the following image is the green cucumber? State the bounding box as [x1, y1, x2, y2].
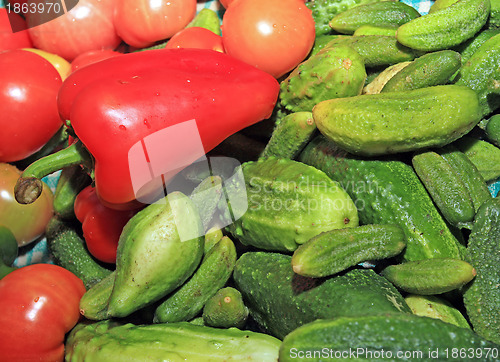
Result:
[412, 151, 476, 228]
[322, 35, 423, 67]
[405, 294, 471, 328]
[381, 50, 461, 92]
[454, 136, 500, 182]
[79, 272, 115, 321]
[455, 33, 500, 117]
[306, 0, 383, 36]
[260, 112, 316, 160]
[202, 287, 249, 329]
[362, 61, 411, 94]
[107, 192, 204, 318]
[313, 85, 481, 156]
[279, 314, 500, 362]
[299, 136, 465, 262]
[429, 0, 460, 12]
[46, 218, 112, 290]
[396, 0, 491, 51]
[203, 226, 223, 254]
[66, 320, 281, 362]
[233, 252, 410, 339]
[291, 224, 406, 277]
[185, 8, 220, 35]
[381, 258, 476, 295]
[438, 144, 492, 212]
[330, 1, 420, 34]
[52, 165, 91, 219]
[225, 158, 358, 252]
[489, 0, 500, 28]
[153, 236, 236, 323]
[485, 114, 500, 146]
[455, 29, 500, 67]
[279, 45, 366, 113]
[353, 24, 398, 36]
[463, 198, 500, 343]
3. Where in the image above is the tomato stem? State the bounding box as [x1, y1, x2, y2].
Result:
[14, 141, 92, 205]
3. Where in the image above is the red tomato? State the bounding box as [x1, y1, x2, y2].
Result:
[27, 0, 121, 61]
[222, 0, 315, 78]
[71, 49, 122, 72]
[0, 163, 54, 246]
[0, 8, 33, 51]
[0, 264, 85, 362]
[114, 0, 197, 48]
[0, 50, 62, 162]
[165, 27, 225, 52]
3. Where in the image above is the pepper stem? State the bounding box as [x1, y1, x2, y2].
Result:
[15, 141, 92, 205]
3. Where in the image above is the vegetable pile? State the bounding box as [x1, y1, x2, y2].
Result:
[0, 0, 499, 360]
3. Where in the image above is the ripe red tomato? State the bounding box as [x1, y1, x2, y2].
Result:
[0, 50, 62, 163]
[114, 0, 197, 48]
[165, 27, 225, 52]
[0, 163, 54, 246]
[221, 0, 315, 78]
[27, 0, 121, 61]
[0, 264, 85, 362]
[0, 8, 32, 51]
[71, 49, 122, 72]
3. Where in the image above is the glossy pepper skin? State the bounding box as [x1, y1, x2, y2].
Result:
[74, 185, 138, 264]
[58, 48, 279, 208]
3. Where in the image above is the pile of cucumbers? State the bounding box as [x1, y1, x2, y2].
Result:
[54, 0, 500, 360]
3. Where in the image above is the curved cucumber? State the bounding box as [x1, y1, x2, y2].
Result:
[381, 50, 461, 92]
[381, 258, 476, 295]
[313, 85, 481, 156]
[299, 135, 465, 262]
[291, 224, 406, 277]
[396, 0, 491, 51]
[463, 198, 500, 343]
[405, 294, 471, 328]
[279, 314, 500, 362]
[412, 151, 476, 228]
[79, 272, 115, 321]
[153, 236, 236, 323]
[330, 1, 420, 34]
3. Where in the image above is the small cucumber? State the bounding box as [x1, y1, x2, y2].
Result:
[455, 33, 500, 117]
[52, 165, 91, 219]
[185, 8, 220, 35]
[438, 145, 492, 212]
[455, 28, 500, 67]
[291, 224, 406, 278]
[330, 1, 420, 34]
[306, 0, 384, 36]
[463, 198, 500, 343]
[260, 112, 316, 160]
[381, 258, 477, 295]
[280, 45, 367, 113]
[396, 0, 491, 51]
[313, 85, 482, 156]
[46, 218, 112, 290]
[381, 50, 461, 92]
[485, 114, 500, 146]
[202, 287, 249, 329]
[405, 294, 471, 328]
[107, 192, 204, 318]
[153, 236, 237, 323]
[279, 314, 500, 362]
[66, 320, 281, 362]
[79, 271, 115, 321]
[203, 226, 223, 255]
[429, 0, 459, 12]
[225, 158, 359, 252]
[353, 24, 398, 36]
[454, 136, 500, 182]
[362, 61, 411, 94]
[323, 35, 423, 67]
[412, 151, 476, 228]
[489, 0, 500, 28]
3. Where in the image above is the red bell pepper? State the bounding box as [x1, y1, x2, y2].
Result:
[16, 48, 279, 209]
[0, 264, 85, 362]
[74, 185, 138, 264]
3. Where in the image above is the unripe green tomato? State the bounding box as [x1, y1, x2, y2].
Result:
[0, 163, 53, 246]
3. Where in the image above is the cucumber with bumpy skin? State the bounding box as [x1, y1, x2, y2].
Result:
[454, 136, 500, 182]
[299, 135, 466, 262]
[381, 258, 476, 295]
[396, 0, 491, 51]
[291, 224, 406, 277]
[405, 294, 471, 328]
[79, 272, 115, 320]
[485, 114, 500, 146]
[202, 287, 249, 329]
[353, 24, 398, 36]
